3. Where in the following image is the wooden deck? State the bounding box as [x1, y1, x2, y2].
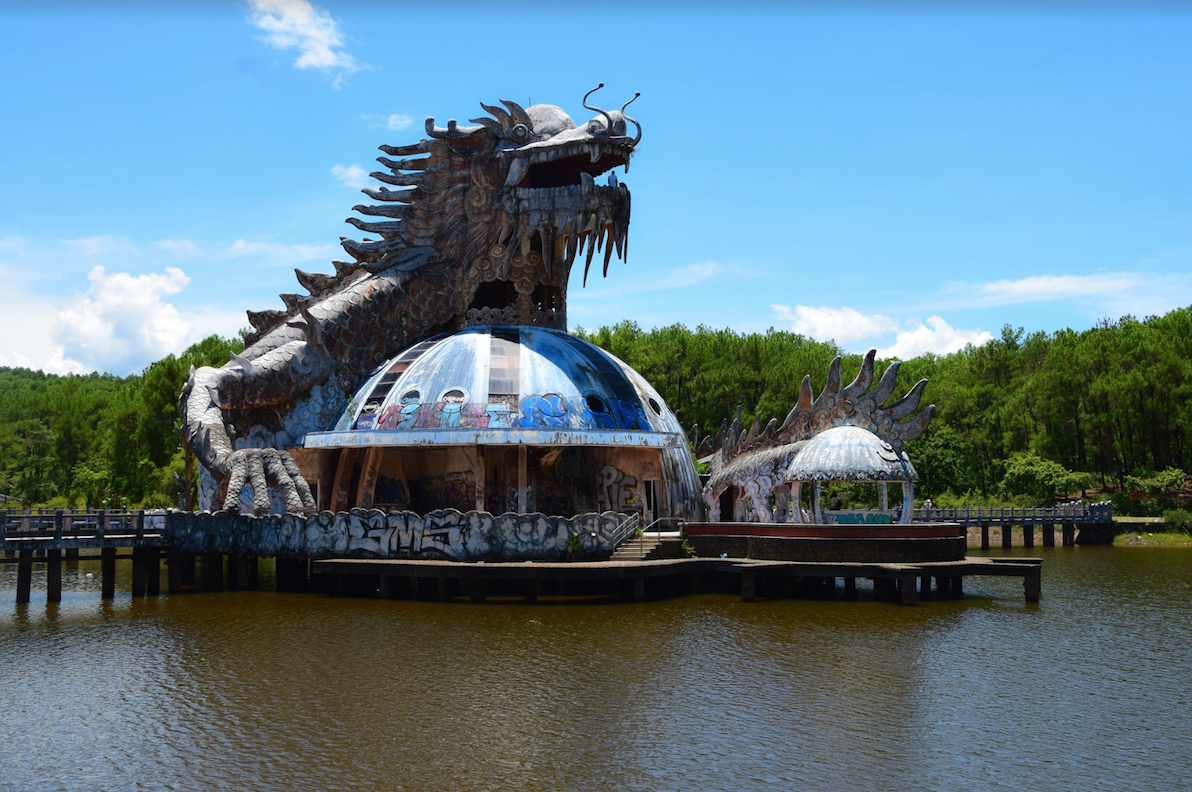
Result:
[313, 555, 1042, 605]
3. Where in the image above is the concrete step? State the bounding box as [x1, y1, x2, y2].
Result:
[611, 537, 661, 561]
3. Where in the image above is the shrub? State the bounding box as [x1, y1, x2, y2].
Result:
[1162, 509, 1192, 530]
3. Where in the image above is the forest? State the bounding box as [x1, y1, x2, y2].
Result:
[2, 307, 1189, 518]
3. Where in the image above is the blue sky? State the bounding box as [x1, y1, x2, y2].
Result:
[2, 2, 1190, 375]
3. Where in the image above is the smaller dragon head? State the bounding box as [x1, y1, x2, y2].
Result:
[342, 84, 640, 332]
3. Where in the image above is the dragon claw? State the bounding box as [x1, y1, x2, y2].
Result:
[222, 447, 315, 514]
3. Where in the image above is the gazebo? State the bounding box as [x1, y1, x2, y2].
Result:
[785, 425, 917, 524]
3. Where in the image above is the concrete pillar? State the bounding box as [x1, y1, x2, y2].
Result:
[146, 548, 161, 596]
[1062, 522, 1075, 546]
[16, 549, 33, 605]
[47, 549, 62, 603]
[167, 549, 184, 594]
[517, 444, 528, 513]
[1001, 525, 1012, 549]
[919, 574, 931, 600]
[634, 576, 645, 603]
[202, 552, 224, 591]
[230, 556, 251, 591]
[1024, 524, 1035, 549]
[981, 523, 990, 550]
[180, 553, 196, 586]
[1043, 524, 1056, 547]
[1024, 567, 1041, 602]
[899, 574, 918, 606]
[523, 579, 538, 604]
[378, 574, 391, 598]
[131, 548, 146, 597]
[740, 571, 756, 602]
[844, 576, 856, 600]
[101, 547, 116, 599]
[475, 447, 486, 512]
[469, 578, 486, 603]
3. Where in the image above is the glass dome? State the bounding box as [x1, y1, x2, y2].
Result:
[304, 326, 687, 450]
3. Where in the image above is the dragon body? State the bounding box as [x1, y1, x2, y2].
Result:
[182, 88, 640, 512]
[698, 351, 935, 522]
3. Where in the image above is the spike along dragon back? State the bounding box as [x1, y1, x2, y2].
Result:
[182, 86, 641, 512]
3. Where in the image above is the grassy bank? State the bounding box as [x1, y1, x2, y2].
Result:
[1114, 530, 1192, 546]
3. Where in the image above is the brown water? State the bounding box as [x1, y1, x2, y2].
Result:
[2, 547, 1191, 791]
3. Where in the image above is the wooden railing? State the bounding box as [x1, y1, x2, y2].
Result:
[1, 509, 168, 549]
[911, 502, 1113, 526]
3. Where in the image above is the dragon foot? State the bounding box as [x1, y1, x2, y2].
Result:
[223, 447, 315, 514]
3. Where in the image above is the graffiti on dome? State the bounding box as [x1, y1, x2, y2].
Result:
[360, 394, 655, 432]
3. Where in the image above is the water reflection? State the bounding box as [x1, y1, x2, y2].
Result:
[2, 548, 1191, 790]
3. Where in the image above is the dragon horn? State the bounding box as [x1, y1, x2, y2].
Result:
[621, 91, 642, 146]
[582, 83, 615, 138]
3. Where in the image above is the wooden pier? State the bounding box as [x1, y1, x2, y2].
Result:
[911, 503, 1114, 548]
[1, 509, 169, 604]
[311, 555, 1042, 606]
[5, 508, 1043, 606]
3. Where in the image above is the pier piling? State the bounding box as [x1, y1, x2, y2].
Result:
[46, 549, 62, 603]
[16, 549, 32, 605]
[101, 547, 116, 599]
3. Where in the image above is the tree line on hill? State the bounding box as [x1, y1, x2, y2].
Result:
[1, 308, 1189, 517]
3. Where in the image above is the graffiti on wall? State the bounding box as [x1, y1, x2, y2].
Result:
[597, 464, 639, 512]
[165, 508, 629, 562]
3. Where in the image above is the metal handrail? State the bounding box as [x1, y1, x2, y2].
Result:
[608, 512, 641, 550]
[629, 516, 686, 559]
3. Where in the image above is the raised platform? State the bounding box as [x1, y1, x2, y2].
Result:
[683, 522, 967, 563]
[311, 554, 1041, 605]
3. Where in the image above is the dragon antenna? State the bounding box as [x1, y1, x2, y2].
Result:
[582, 83, 615, 138]
[621, 91, 642, 146]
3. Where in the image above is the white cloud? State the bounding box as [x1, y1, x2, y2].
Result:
[0, 288, 88, 374]
[772, 304, 900, 346]
[386, 113, 413, 131]
[331, 163, 370, 189]
[62, 234, 137, 257]
[876, 316, 993, 359]
[975, 274, 1142, 305]
[772, 304, 991, 358]
[247, 0, 360, 86]
[224, 239, 336, 263]
[0, 236, 29, 257]
[52, 266, 193, 374]
[155, 238, 199, 254]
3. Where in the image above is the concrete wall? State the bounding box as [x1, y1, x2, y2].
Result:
[164, 508, 631, 562]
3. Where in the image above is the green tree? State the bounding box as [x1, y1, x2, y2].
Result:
[1000, 454, 1092, 506]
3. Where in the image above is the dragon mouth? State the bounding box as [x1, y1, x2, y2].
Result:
[507, 140, 634, 284]
[510, 141, 631, 189]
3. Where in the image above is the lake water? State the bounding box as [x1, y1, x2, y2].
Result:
[2, 546, 1190, 791]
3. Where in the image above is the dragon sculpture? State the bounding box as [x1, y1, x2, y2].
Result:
[181, 85, 641, 513]
[697, 350, 934, 522]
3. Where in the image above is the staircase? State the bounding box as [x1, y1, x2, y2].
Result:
[610, 533, 662, 561]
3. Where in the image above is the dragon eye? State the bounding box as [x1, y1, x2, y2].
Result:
[510, 123, 529, 141]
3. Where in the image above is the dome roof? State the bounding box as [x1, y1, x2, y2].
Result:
[785, 425, 918, 483]
[303, 326, 687, 449]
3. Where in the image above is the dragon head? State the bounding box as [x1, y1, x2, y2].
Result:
[340, 84, 640, 331]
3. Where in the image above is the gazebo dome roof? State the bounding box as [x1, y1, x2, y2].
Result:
[785, 425, 918, 483]
[303, 325, 687, 450]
